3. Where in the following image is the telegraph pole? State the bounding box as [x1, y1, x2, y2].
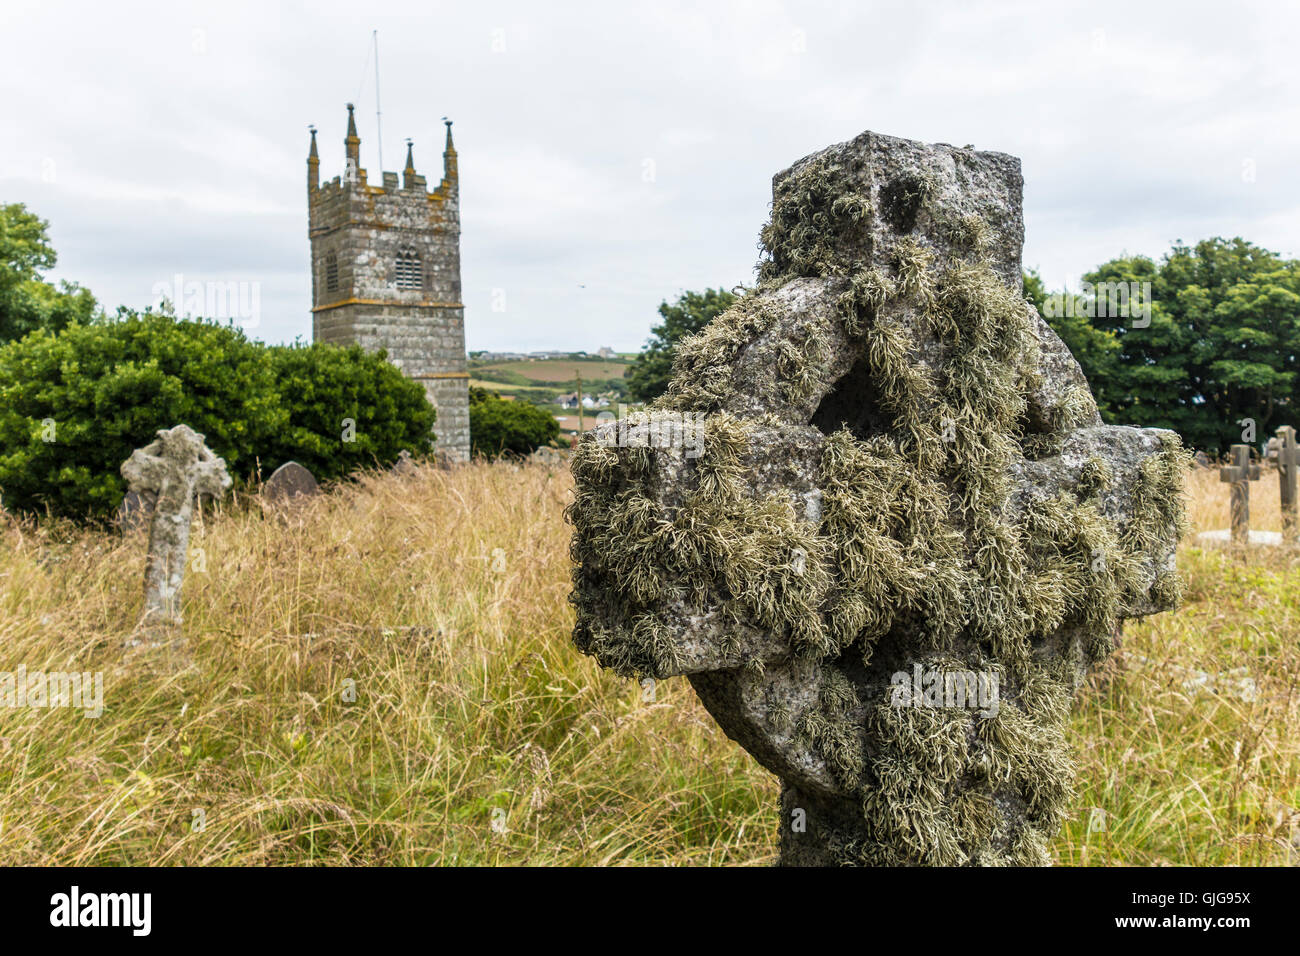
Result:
[575, 369, 584, 434]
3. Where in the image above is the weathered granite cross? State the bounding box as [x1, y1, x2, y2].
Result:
[121, 425, 231, 626]
[1219, 443, 1261, 545]
[1274, 426, 1297, 544]
[568, 131, 1187, 866]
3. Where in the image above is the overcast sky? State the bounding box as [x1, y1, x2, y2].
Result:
[2, 0, 1297, 352]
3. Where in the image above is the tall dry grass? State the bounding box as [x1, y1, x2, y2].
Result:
[0, 462, 774, 865]
[1058, 463, 1300, 865]
[0, 459, 1295, 865]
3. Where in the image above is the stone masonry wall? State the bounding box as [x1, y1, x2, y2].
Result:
[421, 375, 471, 462]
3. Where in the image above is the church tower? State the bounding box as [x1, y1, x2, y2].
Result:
[308, 105, 470, 461]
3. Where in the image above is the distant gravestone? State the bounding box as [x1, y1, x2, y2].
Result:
[1218, 444, 1261, 545]
[1194, 450, 1211, 470]
[530, 445, 569, 467]
[392, 449, 418, 476]
[567, 130, 1188, 866]
[263, 461, 319, 502]
[1275, 426, 1298, 544]
[121, 425, 231, 627]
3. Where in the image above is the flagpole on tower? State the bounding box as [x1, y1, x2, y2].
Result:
[373, 29, 384, 174]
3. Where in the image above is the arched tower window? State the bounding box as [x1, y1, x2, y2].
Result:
[325, 251, 339, 293]
[395, 245, 423, 290]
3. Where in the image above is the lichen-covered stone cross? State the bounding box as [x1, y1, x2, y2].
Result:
[121, 425, 231, 626]
[567, 131, 1188, 866]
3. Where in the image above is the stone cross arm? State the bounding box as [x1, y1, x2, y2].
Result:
[122, 425, 232, 500]
[1218, 444, 1260, 483]
[578, 415, 1181, 680]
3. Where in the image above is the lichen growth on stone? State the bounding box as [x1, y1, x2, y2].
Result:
[655, 294, 783, 413]
[757, 156, 874, 282]
[567, 135, 1189, 865]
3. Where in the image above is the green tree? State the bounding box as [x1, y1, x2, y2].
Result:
[1034, 239, 1300, 453]
[469, 387, 560, 458]
[1026, 268, 1121, 418]
[0, 312, 282, 517]
[0, 203, 98, 342]
[625, 287, 738, 403]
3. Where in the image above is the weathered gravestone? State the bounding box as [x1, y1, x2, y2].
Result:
[530, 445, 570, 468]
[1218, 444, 1260, 545]
[263, 461, 319, 502]
[392, 449, 419, 476]
[1272, 426, 1297, 544]
[121, 425, 231, 626]
[566, 131, 1188, 866]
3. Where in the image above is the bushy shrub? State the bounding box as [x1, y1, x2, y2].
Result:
[469, 387, 561, 458]
[0, 314, 435, 520]
[0, 313, 280, 518]
[264, 341, 435, 481]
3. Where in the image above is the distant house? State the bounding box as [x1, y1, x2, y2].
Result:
[555, 392, 609, 410]
[597, 346, 616, 359]
[528, 350, 585, 360]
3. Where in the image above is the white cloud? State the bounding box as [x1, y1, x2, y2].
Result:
[1, 0, 1296, 351]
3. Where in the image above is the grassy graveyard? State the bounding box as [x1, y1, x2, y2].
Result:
[0, 460, 1295, 865]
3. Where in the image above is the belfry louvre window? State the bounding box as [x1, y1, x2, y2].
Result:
[395, 246, 423, 290]
[325, 252, 339, 293]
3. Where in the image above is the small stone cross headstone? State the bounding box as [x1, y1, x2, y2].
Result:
[121, 425, 231, 626]
[1275, 426, 1298, 544]
[1218, 443, 1261, 545]
[263, 461, 319, 501]
[567, 131, 1187, 866]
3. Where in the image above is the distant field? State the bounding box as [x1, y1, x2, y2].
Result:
[467, 380, 560, 403]
[473, 359, 629, 383]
